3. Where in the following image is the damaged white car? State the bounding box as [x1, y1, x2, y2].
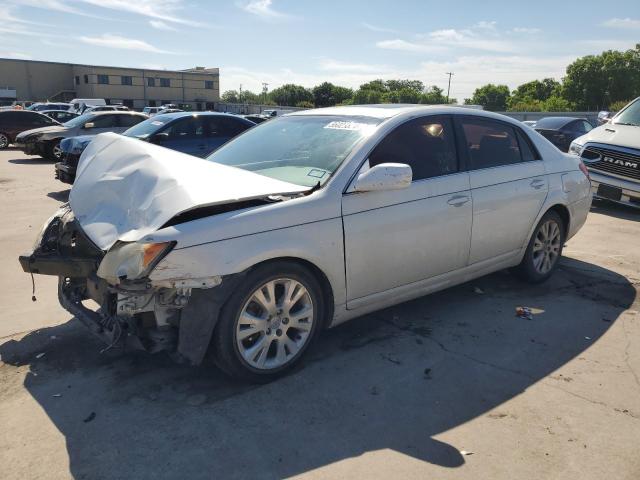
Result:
[20, 106, 592, 382]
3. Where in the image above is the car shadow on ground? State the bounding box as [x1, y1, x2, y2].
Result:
[591, 198, 639, 221]
[8, 157, 53, 165]
[47, 189, 70, 202]
[0, 257, 636, 479]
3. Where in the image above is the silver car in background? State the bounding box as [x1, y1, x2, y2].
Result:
[20, 105, 592, 382]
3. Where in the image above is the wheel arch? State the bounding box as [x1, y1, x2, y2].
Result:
[244, 256, 335, 329]
[547, 203, 571, 234]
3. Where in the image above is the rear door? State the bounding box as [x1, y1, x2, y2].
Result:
[158, 117, 208, 156]
[205, 117, 251, 154]
[342, 115, 472, 305]
[457, 116, 547, 264]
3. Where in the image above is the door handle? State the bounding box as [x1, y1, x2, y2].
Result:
[447, 194, 470, 207]
[530, 178, 546, 189]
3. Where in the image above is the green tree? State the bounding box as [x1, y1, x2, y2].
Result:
[543, 95, 573, 112]
[295, 100, 315, 108]
[563, 45, 640, 110]
[221, 90, 240, 103]
[352, 88, 384, 104]
[420, 85, 448, 104]
[509, 78, 561, 107]
[609, 99, 631, 111]
[312, 82, 354, 107]
[385, 79, 424, 93]
[269, 84, 313, 106]
[466, 84, 510, 111]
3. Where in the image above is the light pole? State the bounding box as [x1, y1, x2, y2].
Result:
[262, 82, 268, 105]
[446, 72, 454, 103]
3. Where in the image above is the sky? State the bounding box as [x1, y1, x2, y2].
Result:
[1, 0, 639, 101]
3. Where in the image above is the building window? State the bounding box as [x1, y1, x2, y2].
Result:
[123, 99, 134, 108]
[160, 78, 170, 87]
[84, 74, 89, 84]
[98, 74, 109, 85]
[205, 102, 215, 110]
[121, 76, 132, 86]
[74, 76, 80, 85]
[148, 100, 156, 107]
[205, 80, 214, 90]
[147, 77, 155, 87]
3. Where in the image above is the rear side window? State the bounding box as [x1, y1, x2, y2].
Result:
[90, 114, 118, 128]
[369, 115, 458, 181]
[459, 118, 522, 170]
[515, 129, 539, 162]
[208, 118, 251, 137]
[118, 115, 145, 128]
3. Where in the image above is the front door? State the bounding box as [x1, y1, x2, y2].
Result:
[342, 115, 472, 305]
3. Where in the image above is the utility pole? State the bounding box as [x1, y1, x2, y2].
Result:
[446, 72, 454, 103]
[239, 84, 243, 104]
[262, 82, 268, 104]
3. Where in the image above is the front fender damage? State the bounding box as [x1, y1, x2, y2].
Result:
[176, 272, 246, 365]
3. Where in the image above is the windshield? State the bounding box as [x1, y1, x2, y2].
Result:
[206, 115, 381, 187]
[123, 114, 174, 139]
[63, 113, 95, 128]
[613, 98, 640, 126]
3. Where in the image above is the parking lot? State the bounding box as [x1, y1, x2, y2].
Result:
[0, 148, 639, 479]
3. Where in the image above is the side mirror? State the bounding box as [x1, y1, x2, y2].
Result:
[83, 122, 95, 129]
[151, 132, 170, 143]
[353, 163, 412, 192]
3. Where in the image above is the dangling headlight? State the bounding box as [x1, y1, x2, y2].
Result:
[97, 241, 176, 284]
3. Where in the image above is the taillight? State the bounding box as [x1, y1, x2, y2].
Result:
[579, 161, 590, 180]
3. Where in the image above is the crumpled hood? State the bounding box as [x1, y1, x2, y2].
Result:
[575, 123, 640, 150]
[16, 125, 66, 140]
[69, 133, 305, 251]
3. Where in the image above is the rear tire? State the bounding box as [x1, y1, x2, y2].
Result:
[0, 132, 9, 149]
[212, 261, 325, 383]
[515, 210, 565, 283]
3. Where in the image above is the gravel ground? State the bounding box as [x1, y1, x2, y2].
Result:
[0, 148, 639, 480]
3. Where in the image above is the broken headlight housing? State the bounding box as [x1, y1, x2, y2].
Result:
[97, 241, 176, 284]
[568, 141, 583, 156]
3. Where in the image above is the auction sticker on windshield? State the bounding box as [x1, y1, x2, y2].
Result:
[324, 121, 372, 131]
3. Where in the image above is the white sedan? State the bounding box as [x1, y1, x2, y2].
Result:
[20, 105, 592, 382]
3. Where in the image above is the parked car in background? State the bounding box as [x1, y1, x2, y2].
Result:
[54, 112, 255, 183]
[27, 102, 71, 112]
[262, 109, 294, 117]
[41, 110, 79, 123]
[244, 114, 269, 124]
[522, 120, 537, 128]
[143, 106, 162, 116]
[15, 111, 147, 160]
[20, 105, 592, 382]
[534, 117, 593, 152]
[159, 108, 183, 114]
[0, 110, 59, 149]
[570, 97, 640, 208]
[84, 105, 130, 113]
[69, 98, 107, 114]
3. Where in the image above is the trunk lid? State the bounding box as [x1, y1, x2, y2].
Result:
[70, 133, 306, 250]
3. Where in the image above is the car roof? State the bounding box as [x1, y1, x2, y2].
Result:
[288, 104, 519, 123]
[534, 116, 585, 128]
[40, 109, 74, 113]
[89, 111, 146, 116]
[152, 111, 249, 120]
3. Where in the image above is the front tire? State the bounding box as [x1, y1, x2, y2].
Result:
[212, 261, 325, 382]
[46, 140, 62, 161]
[0, 132, 9, 149]
[515, 210, 565, 283]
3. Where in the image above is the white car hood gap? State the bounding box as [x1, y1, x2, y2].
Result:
[70, 133, 305, 250]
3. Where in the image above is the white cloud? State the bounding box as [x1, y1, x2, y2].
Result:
[78, 0, 202, 25]
[318, 58, 389, 73]
[377, 23, 519, 54]
[240, 0, 290, 20]
[510, 27, 541, 34]
[78, 34, 173, 53]
[362, 22, 398, 34]
[602, 18, 640, 29]
[149, 20, 177, 31]
[8, 0, 86, 15]
[0, 51, 32, 59]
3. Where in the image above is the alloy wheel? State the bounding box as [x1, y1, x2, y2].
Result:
[235, 278, 314, 370]
[532, 219, 561, 274]
[0, 133, 8, 149]
[52, 143, 63, 159]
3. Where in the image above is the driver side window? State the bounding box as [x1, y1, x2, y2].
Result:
[369, 115, 458, 181]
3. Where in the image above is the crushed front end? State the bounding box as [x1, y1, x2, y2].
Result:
[18, 206, 214, 358]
